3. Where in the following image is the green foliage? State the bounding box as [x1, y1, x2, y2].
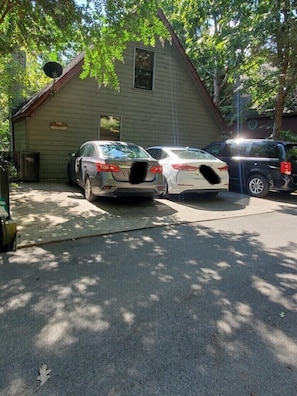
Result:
[1, 1, 168, 88]
[242, 1, 297, 113]
[1, 0, 297, 145]
[80, 2, 168, 88]
[0, 0, 169, 150]
[279, 130, 297, 143]
[0, 51, 52, 150]
[163, 0, 258, 121]
[288, 147, 297, 160]
[0, 0, 83, 55]
[163, 0, 297, 135]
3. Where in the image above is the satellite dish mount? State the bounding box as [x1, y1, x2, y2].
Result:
[43, 62, 63, 95]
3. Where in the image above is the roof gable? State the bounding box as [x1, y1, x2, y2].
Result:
[12, 52, 84, 120]
[12, 9, 226, 130]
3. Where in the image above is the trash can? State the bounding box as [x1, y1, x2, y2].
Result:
[0, 159, 10, 217]
[19, 152, 40, 182]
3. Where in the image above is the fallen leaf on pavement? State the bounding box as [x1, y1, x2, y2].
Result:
[37, 364, 51, 386]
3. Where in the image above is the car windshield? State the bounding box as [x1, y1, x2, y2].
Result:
[99, 142, 150, 159]
[171, 148, 217, 160]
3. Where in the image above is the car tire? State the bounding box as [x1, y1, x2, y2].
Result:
[247, 174, 270, 198]
[159, 177, 169, 198]
[84, 177, 96, 202]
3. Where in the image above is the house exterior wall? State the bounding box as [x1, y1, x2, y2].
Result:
[13, 119, 27, 151]
[14, 40, 225, 181]
[232, 114, 297, 139]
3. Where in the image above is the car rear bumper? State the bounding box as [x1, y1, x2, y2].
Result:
[92, 188, 161, 198]
[271, 174, 297, 192]
[89, 173, 164, 198]
[168, 186, 229, 194]
[92, 181, 163, 198]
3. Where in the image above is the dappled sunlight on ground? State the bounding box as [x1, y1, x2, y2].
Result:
[0, 216, 297, 395]
[256, 321, 297, 367]
[9, 182, 292, 248]
[252, 275, 297, 311]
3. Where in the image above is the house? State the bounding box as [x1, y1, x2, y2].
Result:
[233, 112, 297, 139]
[11, 9, 228, 182]
[233, 113, 297, 139]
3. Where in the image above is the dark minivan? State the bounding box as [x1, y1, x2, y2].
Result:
[203, 139, 297, 197]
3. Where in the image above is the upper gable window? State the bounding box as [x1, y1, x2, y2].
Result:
[134, 48, 154, 90]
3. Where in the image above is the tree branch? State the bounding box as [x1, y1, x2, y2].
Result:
[0, 0, 16, 25]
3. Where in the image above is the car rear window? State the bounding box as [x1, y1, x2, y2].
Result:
[100, 143, 149, 159]
[171, 149, 218, 160]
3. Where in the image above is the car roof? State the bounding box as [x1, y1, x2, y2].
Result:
[83, 140, 140, 146]
[147, 146, 200, 150]
[208, 139, 294, 145]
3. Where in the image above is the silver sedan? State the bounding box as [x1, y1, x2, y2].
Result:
[68, 141, 164, 201]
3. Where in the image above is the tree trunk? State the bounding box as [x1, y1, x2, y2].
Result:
[213, 68, 220, 106]
[272, 85, 285, 140]
[272, 0, 289, 140]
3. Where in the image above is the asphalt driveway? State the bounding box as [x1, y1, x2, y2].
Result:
[9, 182, 297, 248]
[1, 197, 297, 395]
[1, 184, 297, 395]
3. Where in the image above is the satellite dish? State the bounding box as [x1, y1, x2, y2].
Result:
[43, 62, 63, 79]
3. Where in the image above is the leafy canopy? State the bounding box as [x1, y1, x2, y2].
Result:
[1, 0, 297, 143]
[0, 0, 168, 146]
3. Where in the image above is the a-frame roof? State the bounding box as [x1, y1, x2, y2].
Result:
[12, 9, 227, 130]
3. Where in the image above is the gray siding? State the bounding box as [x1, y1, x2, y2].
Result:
[13, 119, 27, 151]
[15, 39, 225, 181]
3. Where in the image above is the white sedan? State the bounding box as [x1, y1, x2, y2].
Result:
[146, 146, 229, 198]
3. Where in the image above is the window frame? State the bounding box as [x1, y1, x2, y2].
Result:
[134, 47, 155, 91]
[99, 115, 121, 141]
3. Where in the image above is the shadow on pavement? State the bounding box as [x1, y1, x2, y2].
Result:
[0, 219, 296, 395]
[9, 182, 292, 248]
[166, 191, 251, 212]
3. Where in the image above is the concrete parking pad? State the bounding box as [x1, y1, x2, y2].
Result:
[9, 182, 296, 248]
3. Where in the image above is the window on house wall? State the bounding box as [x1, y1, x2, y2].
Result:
[99, 115, 121, 140]
[134, 48, 154, 90]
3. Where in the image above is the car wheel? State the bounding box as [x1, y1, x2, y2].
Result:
[247, 174, 270, 198]
[159, 177, 169, 198]
[84, 177, 96, 202]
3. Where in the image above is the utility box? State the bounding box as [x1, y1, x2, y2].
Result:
[19, 152, 40, 182]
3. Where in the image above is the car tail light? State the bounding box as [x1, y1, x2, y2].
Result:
[280, 161, 292, 175]
[150, 165, 163, 174]
[218, 165, 229, 172]
[96, 162, 121, 172]
[172, 164, 199, 171]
